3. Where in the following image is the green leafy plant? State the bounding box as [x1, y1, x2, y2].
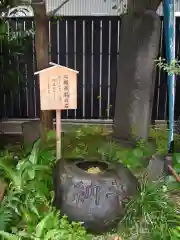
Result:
[155, 57, 180, 187]
[0, 212, 90, 240]
[0, 16, 34, 93]
[156, 57, 180, 75]
[119, 179, 179, 240]
[0, 205, 12, 231]
[165, 152, 180, 192]
[0, 140, 49, 190]
[169, 214, 180, 240]
[0, 136, 91, 240]
[0, 126, 179, 240]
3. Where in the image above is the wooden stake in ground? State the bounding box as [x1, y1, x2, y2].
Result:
[56, 110, 61, 159]
[34, 63, 78, 160]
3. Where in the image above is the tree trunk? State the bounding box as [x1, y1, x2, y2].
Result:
[113, 0, 162, 145]
[32, 2, 53, 138]
[127, 0, 162, 13]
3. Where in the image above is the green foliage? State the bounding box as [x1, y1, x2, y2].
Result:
[0, 17, 34, 92]
[156, 57, 180, 75]
[0, 125, 179, 240]
[155, 56, 180, 190]
[0, 213, 89, 240]
[0, 135, 90, 240]
[52, 125, 152, 171]
[169, 215, 180, 240]
[173, 152, 180, 172]
[0, 0, 31, 10]
[119, 180, 179, 239]
[0, 205, 12, 231]
[165, 151, 180, 192]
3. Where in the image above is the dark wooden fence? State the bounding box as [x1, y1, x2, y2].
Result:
[1, 16, 180, 121]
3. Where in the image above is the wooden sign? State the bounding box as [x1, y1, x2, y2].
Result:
[35, 63, 78, 111]
[35, 63, 79, 160]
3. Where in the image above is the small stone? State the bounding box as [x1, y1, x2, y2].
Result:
[146, 154, 165, 182]
[22, 120, 41, 147]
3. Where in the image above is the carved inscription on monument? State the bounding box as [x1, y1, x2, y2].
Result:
[71, 179, 126, 206]
[105, 179, 125, 199]
[72, 181, 100, 205]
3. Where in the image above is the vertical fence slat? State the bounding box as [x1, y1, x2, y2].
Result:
[101, 18, 109, 119]
[58, 18, 66, 119]
[99, 20, 103, 118]
[34, 18, 40, 118]
[3, 95, 6, 117]
[49, 18, 54, 118]
[82, 20, 86, 118]
[152, 19, 164, 121]
[93, 18, 100, 119]
[32, 20, 37, 117]
[67, 18, 75, 119]
[7, 21, 12, 117]
[74, 20, 77, 119]
[16, 20, 21, 117]
[50, 18, 58, 63]
[48, 20, 51, 59]
[65, 19, 69, 119]
[23, 20, 29, 117]
[6, 21, 10, 117]
[84, 18, 92, 119]
[26, 19, 35, 118]
[91, 20, 94, 118]
[76, 18, 83, 119]
[57, 20, 60, 65]
[50, 18, 57, 119]
[0, 34, 4, 118]
[157, 20, 168, 120]
[107, 20, 111, 119]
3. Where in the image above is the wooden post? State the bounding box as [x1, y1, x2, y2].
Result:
[56, 110, 61, 159]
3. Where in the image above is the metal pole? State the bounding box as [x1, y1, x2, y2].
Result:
[163, 0, 176, 153]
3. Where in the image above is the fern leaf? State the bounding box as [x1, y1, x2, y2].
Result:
[0, 231, 20, 240]
[0, 207, 12, 231]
